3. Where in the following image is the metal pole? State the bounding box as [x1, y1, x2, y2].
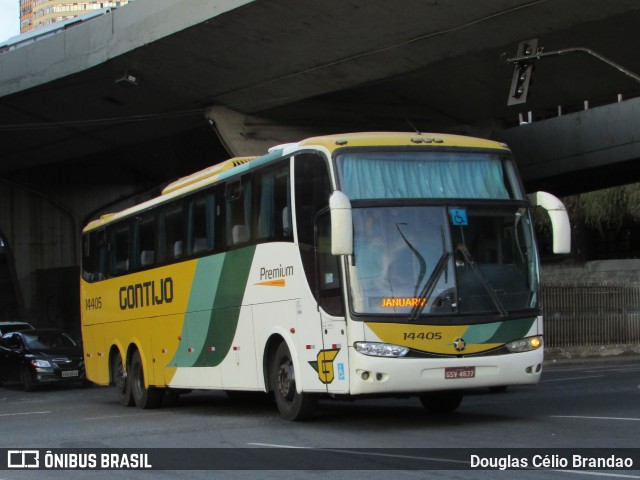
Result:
[506, 46, 640, 84]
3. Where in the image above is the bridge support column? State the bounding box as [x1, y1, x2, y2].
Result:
[205, 105, 318, 157]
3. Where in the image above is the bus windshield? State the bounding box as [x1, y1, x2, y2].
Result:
[348, 205, 539, 320]
[336, 150, 524, 200]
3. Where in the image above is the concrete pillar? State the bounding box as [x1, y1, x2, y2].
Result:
[205, 105, 318, 157]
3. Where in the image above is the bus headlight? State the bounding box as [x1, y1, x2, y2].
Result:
[354, 342, 409, 357]
[506, 336, 543, 353]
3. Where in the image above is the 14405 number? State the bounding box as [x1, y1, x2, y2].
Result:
[402, 332, 442, 341]
[85, 297, 102, 310]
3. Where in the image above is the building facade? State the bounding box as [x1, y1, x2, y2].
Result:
[20, 0, 129, 33]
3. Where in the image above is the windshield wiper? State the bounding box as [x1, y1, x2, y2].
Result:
[395, 223, 426, 298]
[408, 251, 451, 322]
[458, 245, 508, 318]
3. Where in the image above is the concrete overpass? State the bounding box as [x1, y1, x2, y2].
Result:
[1, 0, 640, 328]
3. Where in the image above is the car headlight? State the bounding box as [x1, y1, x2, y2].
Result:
[506, 336, 543, 353]
[354, 342, 409, 357]
[30, 359, 52, 368]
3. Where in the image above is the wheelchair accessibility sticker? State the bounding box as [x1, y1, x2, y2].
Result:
[451, 208, 468, 226]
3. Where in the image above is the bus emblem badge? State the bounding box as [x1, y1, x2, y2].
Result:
[452, 338, 467, 352]
[309, 348, 340, 384]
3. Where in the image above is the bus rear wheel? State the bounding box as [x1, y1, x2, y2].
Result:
[112, 350, 133, 407]
[130, 350, 163, 409]
[419, 391, 463, 414]
[270, 342, 317, 421]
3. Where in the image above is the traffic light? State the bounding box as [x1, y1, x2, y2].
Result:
[507, 39, 538, 106]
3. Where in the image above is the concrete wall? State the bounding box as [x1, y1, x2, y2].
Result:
[0, 178, 141, 328]
[541, 259, 640, 285]
[541, 259, 640, 359]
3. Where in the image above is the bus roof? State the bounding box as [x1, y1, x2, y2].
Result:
[82, 132, 510, 232]
[298, 132, 509, 152]
[161, 156, 256, 195]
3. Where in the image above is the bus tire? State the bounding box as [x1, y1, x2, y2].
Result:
[130, 350, 163, 409]
[419, 391, 463, 414]
[112, 351, 133, 407]
[270, 342, 317, 421]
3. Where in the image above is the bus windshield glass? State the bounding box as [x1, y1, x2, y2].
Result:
[336, 150, 524, 200]
[348, 205, 539, 320]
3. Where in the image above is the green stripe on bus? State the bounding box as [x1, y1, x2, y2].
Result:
[195, 246, 256, 367]
[485, 317, 536, 344]
[168, 246, 256, 368]
[460, 317, 536, 345]
[460, 321, 501, 344]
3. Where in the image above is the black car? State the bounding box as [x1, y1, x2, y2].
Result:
[0, 329, 88, 391]
[0, 321, 34, 336]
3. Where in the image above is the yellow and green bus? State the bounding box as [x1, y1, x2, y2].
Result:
[80, 132, 570, 420]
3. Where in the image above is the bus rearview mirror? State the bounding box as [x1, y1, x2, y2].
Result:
[329, 191, 353, 256]
[527, 191, 571, 254]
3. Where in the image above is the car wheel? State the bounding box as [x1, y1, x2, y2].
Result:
[130, 350, 163, 409]
[112, 351, 133, 406]
[270, 342, 317, 421]
[22, 367, 36, 392]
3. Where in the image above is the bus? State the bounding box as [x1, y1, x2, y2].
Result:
[80, 132, 570, 420]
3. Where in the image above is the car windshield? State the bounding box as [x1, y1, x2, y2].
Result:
[347, 205, 539, 321]
[22, 331, 78, 350]
[0, 323, 32, 334]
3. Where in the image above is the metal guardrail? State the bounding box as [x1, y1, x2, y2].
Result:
[542, 284, 640, 347]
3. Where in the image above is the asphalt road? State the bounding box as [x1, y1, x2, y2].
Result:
[0, 356, 638, 480]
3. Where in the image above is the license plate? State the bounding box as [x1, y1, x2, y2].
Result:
[62, 370, 79, 378]
[445, 366, 475, 379]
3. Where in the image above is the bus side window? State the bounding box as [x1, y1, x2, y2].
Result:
[226, 175, 251, 247]
[316, 211, 345, 316]
[188, 193, 215, 256]
[136, 213, 156, 269]
[159, 203, 185, 262]
[82, 229, 106, 281]
[294, 153, 333, 301]
[108, 223, 131, 276]
[213, 185, 225, 252]
[255, 160, 292, 242]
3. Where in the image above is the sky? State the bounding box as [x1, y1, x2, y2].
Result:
[0, 0, 20, 43]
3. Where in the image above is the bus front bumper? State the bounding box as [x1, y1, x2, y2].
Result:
[348, 348, 543, 396]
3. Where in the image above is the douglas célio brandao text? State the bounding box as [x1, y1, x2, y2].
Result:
[470, 453, 634, 470]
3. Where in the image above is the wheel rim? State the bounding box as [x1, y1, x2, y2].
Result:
[114, 357, 126, 393]
[277, 358, 295, 402]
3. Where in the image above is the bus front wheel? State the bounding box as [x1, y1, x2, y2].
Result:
[130, 350, 163, 409]
[419, 391, 463, 414]
[112, 351, 133, 407]
[270, 342, 317, 421]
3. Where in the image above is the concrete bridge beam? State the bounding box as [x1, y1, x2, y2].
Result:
[497, 97, 640, 194]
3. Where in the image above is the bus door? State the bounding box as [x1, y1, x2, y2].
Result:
[315, 211, 349, 394]
[294, 152, 348, 394]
